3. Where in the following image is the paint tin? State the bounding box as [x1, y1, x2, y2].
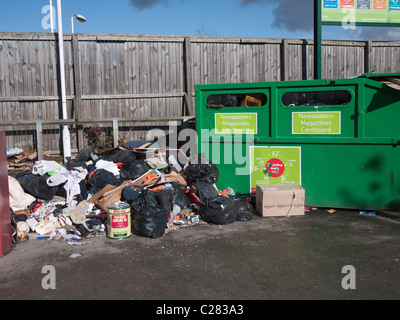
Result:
[107, 203, 131, 239]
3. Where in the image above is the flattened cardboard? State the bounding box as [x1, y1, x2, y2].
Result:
[88, 170, 152, 205]
[87, 170, 187, 211]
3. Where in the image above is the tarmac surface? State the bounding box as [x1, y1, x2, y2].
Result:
[1, 209, 400, 301]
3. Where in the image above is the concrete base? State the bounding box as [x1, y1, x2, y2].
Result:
[1, 209, 400, 300]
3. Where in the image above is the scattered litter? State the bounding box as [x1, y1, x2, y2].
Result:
[69, 253, 82, 259]
[16, 221, 30, 237]
[32, 160, 64, 176]
[8, 176, 36, 212]
[326, 209, 336, 214]
[62, 234, 81, 241]
[7, 143, 256, 246]
[7, 147, 24, 158]
[359, 211, 376, 216]
[67, 241, 88, 246]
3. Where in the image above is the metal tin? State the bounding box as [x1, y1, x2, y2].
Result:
[107, 203, 131, 239]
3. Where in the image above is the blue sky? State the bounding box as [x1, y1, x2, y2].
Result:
[0, 0, 399, 41]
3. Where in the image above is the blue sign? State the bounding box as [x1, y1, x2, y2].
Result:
[323, 0, 338, 9]
[390, 0, 400, 10]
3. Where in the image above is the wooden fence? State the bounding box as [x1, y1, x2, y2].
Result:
[0, 32, 399, 156]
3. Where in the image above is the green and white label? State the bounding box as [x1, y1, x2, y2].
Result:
[250, 146, 301, 194]
[292, 111, 341, 135]
[215, 113, 257, 134]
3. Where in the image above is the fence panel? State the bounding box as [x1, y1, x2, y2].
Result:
[0, 32, 399, 155]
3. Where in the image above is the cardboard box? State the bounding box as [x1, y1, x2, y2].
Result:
[241, 95, 262, 107]
[88, 171, 152, 210]
[256, 184, 305, 217]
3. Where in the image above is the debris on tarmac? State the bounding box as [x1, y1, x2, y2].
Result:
[7, 141, 255, 243]
[359, 211, 376, 216]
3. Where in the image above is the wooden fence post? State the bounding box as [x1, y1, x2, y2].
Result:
[183, 37, 194, 116]
[36, 120, 44, 161]
[281, 39, 289, 81]
[113, 118, 119, 147]
[72, 34, 82, 150]
[365, 40, 373, 74]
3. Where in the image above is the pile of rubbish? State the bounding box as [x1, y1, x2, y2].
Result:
[8, 143, 254, 243]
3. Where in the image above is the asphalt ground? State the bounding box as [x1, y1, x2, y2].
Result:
[1, 208, 400, 305]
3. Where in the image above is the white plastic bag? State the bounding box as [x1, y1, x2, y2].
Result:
[8, 176, 36, 211]
[32, 160, 65, 176]
[95, 159, 120, 176]
[6, 147, 24, 158]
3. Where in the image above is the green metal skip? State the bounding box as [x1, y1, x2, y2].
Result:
[195, 73, 400, 210]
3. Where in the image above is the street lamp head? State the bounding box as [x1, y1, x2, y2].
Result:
[70, 13, 86, 33]
[74, 14, 87, 23]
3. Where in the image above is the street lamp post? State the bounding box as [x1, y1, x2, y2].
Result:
[71, 13, 87, 33]
[56, 0, 71, 163]
[49, 0, 54, 32]
[56, 1, 87, 163]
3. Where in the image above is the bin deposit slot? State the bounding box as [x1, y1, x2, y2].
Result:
[282, 90, 351, 107]
[374, 76, 400, 92]
[207, 93, 267, 108]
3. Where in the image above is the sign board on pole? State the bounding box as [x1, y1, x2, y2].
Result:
[314, 0, 400, 80]
[321, 0, 400, 26]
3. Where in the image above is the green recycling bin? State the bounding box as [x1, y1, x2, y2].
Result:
[195, 73, 400, 211]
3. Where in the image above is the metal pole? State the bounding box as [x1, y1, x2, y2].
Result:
[314, 0, 322, 80]
[71, 14, 74, 33]
[50, 0, 54, 32]
[57, 0, 72, 162]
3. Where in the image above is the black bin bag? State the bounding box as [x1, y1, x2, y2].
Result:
[155, 188, 174, 214]
[20, 173, 58, 201]
[185, 154, 219, 184]
[235, 196, 253, 221]
[191, 181, 219, 202]
[122, 186, 142, 203]
[100, 149, 136, 164]
[171, 182, 191, 209]
[200, 195, 237, 225]
[88, 169, 121, 194]
[131, 189, 169, 239]
[120, 159, 150, 180]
